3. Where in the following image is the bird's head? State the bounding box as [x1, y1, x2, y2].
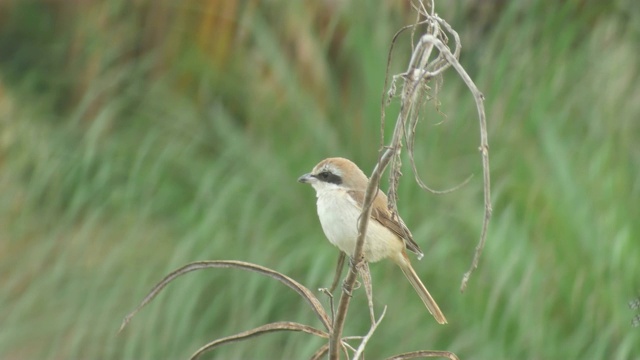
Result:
[298, 157, 368, 193]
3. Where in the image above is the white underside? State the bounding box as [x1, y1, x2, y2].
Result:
[315, 186, 404, 263]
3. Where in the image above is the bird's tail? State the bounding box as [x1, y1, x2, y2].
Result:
[394, 253, 447, 324]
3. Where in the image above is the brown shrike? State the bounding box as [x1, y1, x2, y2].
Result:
[298, 157, 447, 324]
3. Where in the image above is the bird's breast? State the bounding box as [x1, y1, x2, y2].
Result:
[315, 190, 403, 262]
[316, 190, 360, 250]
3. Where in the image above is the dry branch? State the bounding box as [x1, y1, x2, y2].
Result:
[189, 321, 328, 360]
[119, 260, 332, 333]
[329, 0, 491, 357]
[381, 9, 491, 293]
[385, 350, 461, 360]
[353, 306, 387, 360]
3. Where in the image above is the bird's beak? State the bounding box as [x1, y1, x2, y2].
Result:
[298, 173, 314, 183]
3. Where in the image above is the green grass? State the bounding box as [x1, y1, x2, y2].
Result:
[0, 0, 639, 359]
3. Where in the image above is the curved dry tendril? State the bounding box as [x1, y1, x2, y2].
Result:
[119, 260, 332, 333]
[385, 350, 461, 360]
[189, 321, 328, 360]
[386, 30, 492, 292]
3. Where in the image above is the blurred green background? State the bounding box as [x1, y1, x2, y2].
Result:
[1, 0, 639, 359]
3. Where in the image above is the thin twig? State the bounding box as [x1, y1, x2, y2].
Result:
[330, 252, 346, 293]
[119, 260, 332, 333]
[310, 344, 330, 360]
[381, 21, 430, 149]
[319, 287, 336, 323]
[353, 306, 387, 360]
[389, 31, 492, 292]
[385, 350, 460, 360]
[359, 261, 376, 324]
[190, 322, 328, 360]
[410, 35, 492, 291]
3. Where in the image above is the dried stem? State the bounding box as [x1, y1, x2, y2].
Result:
[353, 306, 387, 360]
[385, 350, 460, 360]
[119, 260, 332, 333]
[359, 262, 376, 324]
[334, 0, 491, 356]
[413, 34, 492, 291]
[190, 322, 328, 360]
[329, 252, 347, 293]
[383, 23, 491, 292]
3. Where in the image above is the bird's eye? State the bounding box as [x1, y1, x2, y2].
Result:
[315, 170, 342, 185]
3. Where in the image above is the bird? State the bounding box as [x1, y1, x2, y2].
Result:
[298, 157, 447, 324]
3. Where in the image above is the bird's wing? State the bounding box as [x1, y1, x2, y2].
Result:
[347, 189, 424, 258]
